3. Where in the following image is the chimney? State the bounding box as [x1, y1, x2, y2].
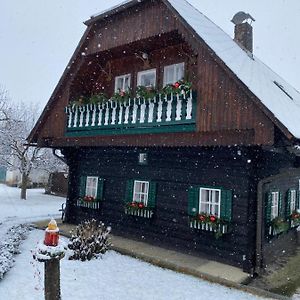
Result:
[231, 12, 255, 53]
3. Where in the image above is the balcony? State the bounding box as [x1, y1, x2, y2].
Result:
[65, 90, 196, 136]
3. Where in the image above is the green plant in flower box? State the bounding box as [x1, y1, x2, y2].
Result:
[191, 212, 229, 238]
[80, 195, 97, 203]
[162, 80, 192, 95]
[290, 211, 300, 226]
[111, 88, 132, 103]
[125, 201, 150, 211]
[271, 216, 289, 233]
[69, 96, 90, 107]
[136, 85, 157, 99]
[90, 93, 108, 105]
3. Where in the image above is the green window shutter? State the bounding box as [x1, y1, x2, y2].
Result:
[278, 192, 283, 217]
[79, 176, 86, 197]
[220, 189, 233, 221]
[147, 182, 157, 208]
[297, 190, 300, 211]
[265, 192, 272, 224]
[125, 180, 134, 204]
[286, 189, 292, 217]
[96, 178, 104, 201]
[188, 186, 199, 217]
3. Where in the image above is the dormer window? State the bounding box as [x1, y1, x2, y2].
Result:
[115, 74, 131, 92]
[137, 69, 156, 88]
[163, 62, 185, 86]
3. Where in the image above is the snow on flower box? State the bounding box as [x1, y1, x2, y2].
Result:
[189, 213, 230, 238]
[76, 196, 101, 209]
[125, 202, 154, 218]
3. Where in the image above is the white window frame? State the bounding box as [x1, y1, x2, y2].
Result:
[271, 192, 279, 220]
[290, 189, 297, 213]
[199, 188, 221, 217]
[85, 176, 98, 198]
[163, 62, 185, 87]
[114, 73, 131, 92]
[137, 69, 156, 88]
[133, 180, 149, 205]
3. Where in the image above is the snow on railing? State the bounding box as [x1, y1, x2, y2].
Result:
[65, 90, 196, 132]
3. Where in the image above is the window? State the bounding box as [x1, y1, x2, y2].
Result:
[163, 62, 184, 86]
[199, 188, 221, 217]
[271, 192, 279, 220]
[85, 176, 98, 198]
[290, 190, 297, 213]
[137, 69, 156, 88]
[138, 153, 148, 165]
[133, 180, 149, 205]
[115, 74, 131, 92]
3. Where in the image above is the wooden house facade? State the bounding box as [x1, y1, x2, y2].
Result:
[28, 0, 300, 274]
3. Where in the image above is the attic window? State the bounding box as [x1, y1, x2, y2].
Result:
[274, 81, 293, 100]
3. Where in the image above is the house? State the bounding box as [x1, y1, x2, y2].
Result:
[28, 0, 300, 274]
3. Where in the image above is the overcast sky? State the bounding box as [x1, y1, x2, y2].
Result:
[0, 0, 299, 107]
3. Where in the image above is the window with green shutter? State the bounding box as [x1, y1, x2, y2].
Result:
[124, 179, 156, 218]
[188, 186, 232, 236]
[266, 190, 289, 236]
[76, 176, 104, 209]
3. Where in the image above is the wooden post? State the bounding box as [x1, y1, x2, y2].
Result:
[44, 258, 62, 300]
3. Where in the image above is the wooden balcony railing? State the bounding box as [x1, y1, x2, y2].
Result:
[65, 90, 196, 136]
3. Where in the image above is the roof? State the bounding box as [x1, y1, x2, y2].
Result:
[87, 0, 300, 139]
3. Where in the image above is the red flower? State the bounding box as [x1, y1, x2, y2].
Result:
[174, 82, 180, 88]
[138, 203, 145, 209]
[130, 202, 137, 207]
[120, 91, 125, 97]
[209, 215, 216, 223]
[198, 214, 206, 222]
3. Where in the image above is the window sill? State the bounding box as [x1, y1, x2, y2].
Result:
[76, 199, 101, 209]
[125, 207, 154, 218]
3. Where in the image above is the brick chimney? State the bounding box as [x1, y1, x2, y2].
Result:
[231, 12, 255, 53]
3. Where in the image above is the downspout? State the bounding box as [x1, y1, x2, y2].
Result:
[255, 176, 276, 274]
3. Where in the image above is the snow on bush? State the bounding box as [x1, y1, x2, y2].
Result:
[0, 224, 31, 279]
[68, 219, 111, 261]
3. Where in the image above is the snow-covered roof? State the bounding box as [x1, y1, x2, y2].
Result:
[89, 0, 300, 138]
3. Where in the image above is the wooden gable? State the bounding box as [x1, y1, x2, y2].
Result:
[29, 0, 278, 148]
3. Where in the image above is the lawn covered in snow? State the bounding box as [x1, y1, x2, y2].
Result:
[0, 184, 63, 223]
[0, 229, 270, 300]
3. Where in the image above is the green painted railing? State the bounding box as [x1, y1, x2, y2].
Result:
[65, 90, 196, 136]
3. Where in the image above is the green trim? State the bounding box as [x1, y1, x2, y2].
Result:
[66, 123, 196, 137]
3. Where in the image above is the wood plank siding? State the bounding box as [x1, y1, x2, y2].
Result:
[65, 146, 256, 270]
[34, 0, 275, 147]
[64, 146, 297, 270]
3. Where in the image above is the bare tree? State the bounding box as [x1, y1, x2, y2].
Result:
[0, 99, 66, 199]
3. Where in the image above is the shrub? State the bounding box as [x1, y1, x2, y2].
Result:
[68, 219, 111, 261]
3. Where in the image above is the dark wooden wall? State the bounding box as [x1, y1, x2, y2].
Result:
[64, 146, 267, 271]
[261, 168, 300, 266]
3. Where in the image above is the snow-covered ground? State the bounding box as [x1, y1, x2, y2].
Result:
[0, 230, 270, 300]
[0, 184, 294, 299]
[0, 184, 64, 279]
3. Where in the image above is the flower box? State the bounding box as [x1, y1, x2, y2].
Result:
[76, 198, 101, 209]
[125, 202, 154, 218]
[189, 213, 230, 238]
[290, 212, 300, 228]
[268, 217, 289, 236]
